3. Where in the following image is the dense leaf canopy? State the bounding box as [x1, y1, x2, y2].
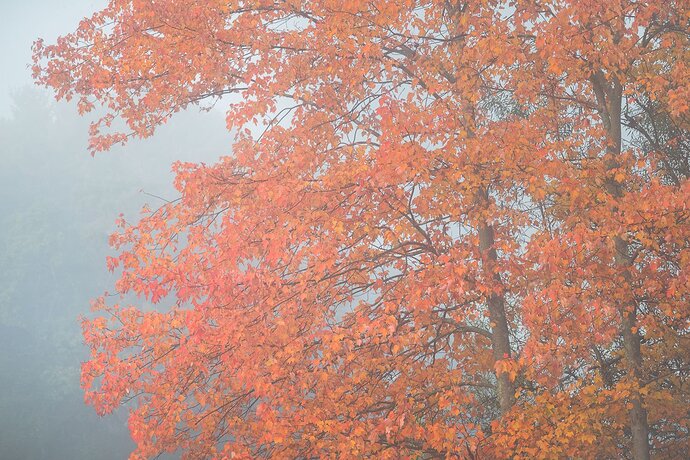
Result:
[34, 1, 689, 458]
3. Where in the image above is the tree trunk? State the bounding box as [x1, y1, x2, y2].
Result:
[591, 71, 651, 460]
[477, 189, 515, 414]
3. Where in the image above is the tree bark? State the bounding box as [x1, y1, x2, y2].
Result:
[477, 189, 515, 414]
[591, 71, 651, 460]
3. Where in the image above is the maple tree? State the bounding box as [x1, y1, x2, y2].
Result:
[33, 1, 689, 459]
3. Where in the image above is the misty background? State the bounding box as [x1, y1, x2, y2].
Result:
[1, 1, 229, 458]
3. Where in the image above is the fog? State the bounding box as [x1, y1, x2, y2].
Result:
[0, 4, 230, 457]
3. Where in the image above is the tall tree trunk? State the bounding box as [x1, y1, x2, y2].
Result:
[591, 71, 651, 460]
[477, 188, 515, 414]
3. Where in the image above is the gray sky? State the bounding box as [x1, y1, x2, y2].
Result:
[0, 0, 103, 117]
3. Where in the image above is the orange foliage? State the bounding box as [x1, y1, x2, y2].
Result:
[34, 1, 689, 458]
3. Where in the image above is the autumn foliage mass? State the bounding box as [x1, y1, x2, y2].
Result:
[33, 0, 689, 458]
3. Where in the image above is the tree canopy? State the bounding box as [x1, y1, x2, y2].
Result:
[34, 1, 689, 458]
